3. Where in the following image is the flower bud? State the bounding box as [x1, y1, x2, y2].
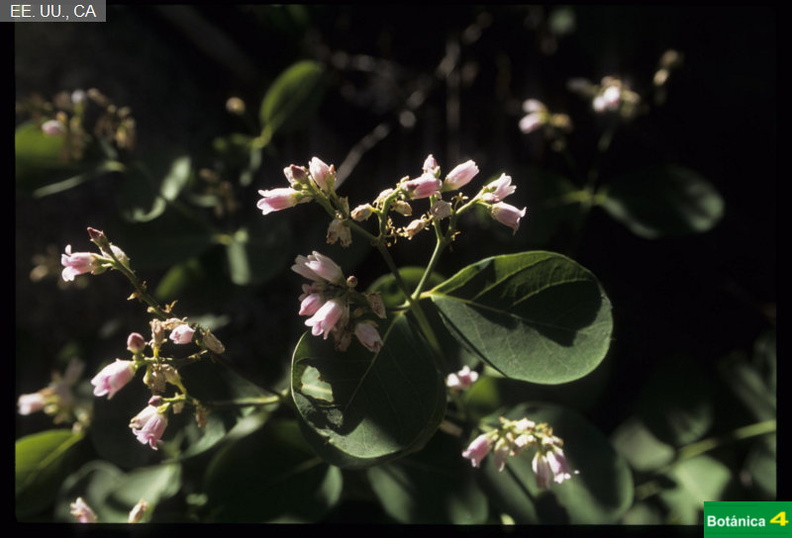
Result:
[127, 332, 147, 353]
[351, 204, 375, 221]
[354, 321, 383, 352]
[70, 497, 98, 523]
[284, 164, 309, 186]
[169, 324, 195, 344]
[90, 360, 136, 399]
[309, 157, 335, 191]
[257, 187, 307, 215]
[444, 160, 479, 190]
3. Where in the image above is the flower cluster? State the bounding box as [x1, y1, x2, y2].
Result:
[518, 99, 573, 136]
[462, 417, 576, 489]
[292, 251, 386, 352]
[567, 76, 642, 120]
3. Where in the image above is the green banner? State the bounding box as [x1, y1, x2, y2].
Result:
[705, 502, 792, 537]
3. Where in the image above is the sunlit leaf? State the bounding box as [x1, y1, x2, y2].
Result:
[117, 156, 191, 223]
[600, 164, 724, 238]
[425, 251, 612, 384]
[291, 314, 446, 468]
[15, 121, 83, 194]
[202, 419, 342, 522]
[259, 60, 326, 142]
[15, 429, 85, 519]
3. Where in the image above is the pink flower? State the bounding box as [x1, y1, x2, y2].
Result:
[42, 119, 66, 136]
[305, 298, 346, 339]
[422, 154, 439, 175]
[481, 173, 516, 203]
[283, 164, 309, 186]
[403, 174, 442, 199]
[292, 251, 345, 284]
[298, 285, 325, 316]
[90, 360, 136, 399]
[130, 405, 169, 450]
[169, 324, 195, 344]
[127, 332, 147, 353]
[444, 160, 479, 190]
[491, 202, 527, 234]
[493, 439, 512, 472]
[446, 366, 479, 390]
[462, 433, 493, 468]
[532, 447, 574, 489]
[257, 187, 305, 215]
[61, 245, 100, 282]
[17, 392, 47, 415]
[354, 322, 383, 352]
[309, 157, 335, 191]
[70, 497, 98, 523]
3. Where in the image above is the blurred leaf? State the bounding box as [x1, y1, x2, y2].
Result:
[117, 156, 191, 223]
[425, 251, 613, 384]
[56, 460, 181, 523]
[478, 402, 633, 524]
[291, 314, 446, 468]
[16, 429, 85, 519]
[742, 434, 776, 499]
[15, 121, 83, 194]
[154, 257, 207, 302]
[600, 164, 724, 238]
[259, 60, 326, 142]
[610, 416, 675, 472]
[202, 419, 342, 522]
[224, 218, 292, 286]
[718, 353, 776, 422]
[367, 431, 488, 524]
[368, 266, 445, 310]
[659, 455, 731, 524]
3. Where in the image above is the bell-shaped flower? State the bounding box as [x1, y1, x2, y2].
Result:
[61, 245, 100, 282]
[257, 187, 306, 215]
[403, 174, 442, 199]
[17, 391, 48, 415]
[462, 433, 494, 468]
[480, 173, 516, 203]
[532, 446, 574, 489]
[298, 284, 325, 317]
[292, 252, 345, 284]
[490, 202, 527, 234]
[444, 160, 479, 190]
[354, 321, 383, 352]
[90, 359, 136, 399]
[309, 157, 335, 191]
[129, 405, 169, 450]
[305, 297, 347, 339]
[169, 324, 195, 345]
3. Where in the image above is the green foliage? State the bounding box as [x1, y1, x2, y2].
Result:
[426, 251, 613, 384]
[16, 429, 85, 519]
[291, 314, 446, 468]
[259, 60, 326, 144]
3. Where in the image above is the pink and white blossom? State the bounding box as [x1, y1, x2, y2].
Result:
[403, 174, 442, 199]
[169, 324, 195, 345]
[298, 285, 325, 317]
[309, 157, 335, 191]
[354, 322, 383, 352]
[90, 360, 136, 399]
[444, 160, 479, 190]
[130, 405, 169, 450]
[532, 447, 575, 489]
[305, 298, 347, 339]
[70, 497, 98, 523]
[490, 202, 527, 234]
[481, 174, 516, 203]
[17, 392, 47, 415]
[462, 433, 493, 468]
[127, 332, 147, 353]
[61, 245, 100, 282]
[283, 164, 309, 186]
[446, 365, 479, 390]
[422, 154, 439, 175]
[257, 187, 305, 215]
[292, 252, 345, 284]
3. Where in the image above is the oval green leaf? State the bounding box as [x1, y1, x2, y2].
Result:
[425, 251, 612, 384]
[16, 429, 85, 519]
[259, 60, 326, 141]
[291, 314, 446, 468]
[202, 419, 342, 522]
[601, 164, 724, 238]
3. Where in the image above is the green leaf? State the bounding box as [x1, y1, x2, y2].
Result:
[367, 431, 488, 524]
[291, 314, 446, 468]
[117, 156, 191, 223]
[202, 419, 342, 522]
[478, 403, 633, 524]
[659, 455, 731, 524]
[224, 219, 292, 286]
[259, 60, 326, 142]
[425, 251, 613, 384]
[600, 164, 724, 238]
[16, 429, 85, 519]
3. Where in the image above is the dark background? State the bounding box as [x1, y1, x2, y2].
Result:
[14, 4, 778, 517]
